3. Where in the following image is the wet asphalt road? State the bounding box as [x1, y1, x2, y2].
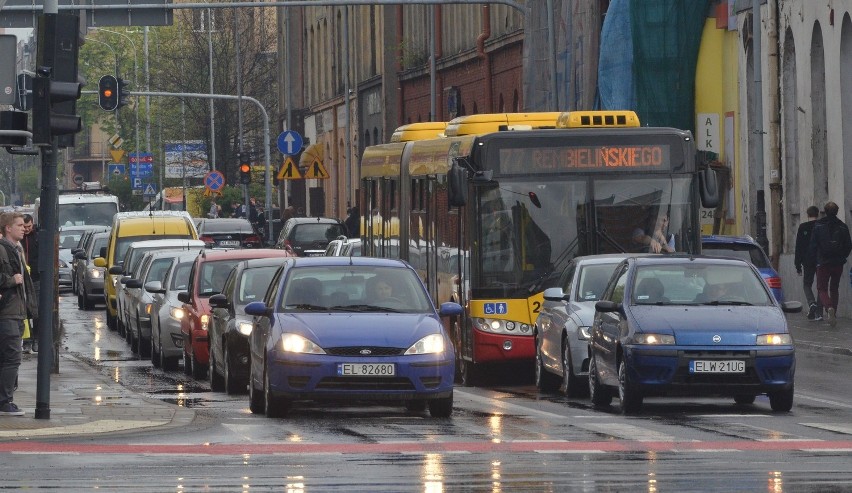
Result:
[7, 289, 852, 491]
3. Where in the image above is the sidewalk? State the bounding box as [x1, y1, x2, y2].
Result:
[0, 351, 194, 441]
[0, 313, 849, 441]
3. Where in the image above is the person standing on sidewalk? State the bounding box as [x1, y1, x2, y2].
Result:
[795, 206, 822, 321]
[808, 201, 852, 327]
[0, 212, 38, 416]
[21, 214, 38, 353]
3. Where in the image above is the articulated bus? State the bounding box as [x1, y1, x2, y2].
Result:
[359, 111, 719, 385]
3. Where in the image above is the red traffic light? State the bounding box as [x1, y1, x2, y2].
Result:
[239, 163, 251, 173]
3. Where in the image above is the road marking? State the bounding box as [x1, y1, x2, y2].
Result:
[795, 393, 852, 409]
[800, 423, 852, 435]
[457, 389, 575, 420]
[574, 422, 678, 442]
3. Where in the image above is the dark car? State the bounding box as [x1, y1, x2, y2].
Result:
[245, 257, 463, 418]
[208, 257, 291, 394]
[196, 218, 263, 249]
[274, 217, 348, 257]
[74, 232, 111, 310]
[588, 255, 802, 415]
[701, 235, 784, 302]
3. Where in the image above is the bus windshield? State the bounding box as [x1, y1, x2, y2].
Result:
[475, 175, 697, 298]
[58, 202, 118, 227]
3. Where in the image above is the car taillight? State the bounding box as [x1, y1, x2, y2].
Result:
[766, 277, 782, 289]
[200, 236, 215, 246]
[245, 235, 261, 246]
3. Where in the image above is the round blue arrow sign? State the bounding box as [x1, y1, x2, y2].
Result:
[277, 130, 303, 156]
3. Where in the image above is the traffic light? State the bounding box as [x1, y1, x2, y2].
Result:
[98, 75, 118, 111]
[117, 78, 131, 109]
[239, 153, 252, 185]
[31, 68, 83, 145]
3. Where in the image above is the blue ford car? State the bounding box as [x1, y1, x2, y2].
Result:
[701, 235, 784, 302]
[245, 257, 463, 418]
[589, 255, 802, 414]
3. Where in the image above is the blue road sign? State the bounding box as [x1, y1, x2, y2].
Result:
[483, 302, 508, 315]
[204, 170, 225, 192]
[132, 177, 143, 189]
[108, 164, 125, 176]
[277, 130, 303, 155]
[130, 162, 153, 178]
[143, 183, 158, 196]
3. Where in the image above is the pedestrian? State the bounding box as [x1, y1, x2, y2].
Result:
[207, 198, 219, 219]
[21, 214, 38, 353]
[255, 205, 267, 237]
[808, 201, 852, 327]
[0, 212, 38, 416]
[248, 197, 259, 227]
[344, 206, 360, 239]
[794, 206, 822, 321]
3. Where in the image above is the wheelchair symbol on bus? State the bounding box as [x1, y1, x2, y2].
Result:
[483, 302, 508, 315]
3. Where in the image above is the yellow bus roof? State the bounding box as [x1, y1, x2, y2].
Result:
[556, 110, 640, 128]
[361, 142, 407, 178]
[444, 112, 562, 136]
[390, 122, 448, 142]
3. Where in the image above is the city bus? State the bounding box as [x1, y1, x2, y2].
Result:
[359, 111, 719, 385]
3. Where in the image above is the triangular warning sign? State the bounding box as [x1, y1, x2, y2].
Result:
[304, 160, 329, 179]
[277, 157, 302, 180]
[110, 149, 126, 163]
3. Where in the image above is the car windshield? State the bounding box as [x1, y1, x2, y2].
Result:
[575, 263, 619, 302]
[632, 263, 773, 306]
[293, 223, 346, 243]
[170, 262, 193, 291]
[198, 260, 241, 296]
[59, 231, 85, 249]
[279, 265, 433, 313]
[701, 242, 770, 269]
[238, 267, 275, 304]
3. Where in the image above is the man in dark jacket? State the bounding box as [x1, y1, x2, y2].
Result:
[794, 206, 821, 320]
[808, 201, 852, 327]
[21, 215, 38, 352]
[0, 212, 38, 416]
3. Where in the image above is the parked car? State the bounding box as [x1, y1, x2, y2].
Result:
[114, 239, 206, 340]
[146, 251, 202, 371]
[325, 236, 362, 257]
[70, 227, 111, 294]
[179, 249, 294, 379]
[74, 232, 111, 310]
[208, 257, 292, 394]
[588, 255, 802, 415]
[701, 235, 784, 302]
[196, 218, 263, 249]
[244, 257, 463, 418]
[536, 254, 642, 397]
[275, 217, 348, 257]
[59, 225, 108, 288]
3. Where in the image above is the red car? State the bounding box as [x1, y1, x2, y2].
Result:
[179, 248, 294, 379]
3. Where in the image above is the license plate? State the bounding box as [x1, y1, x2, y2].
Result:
[306, 252, 325, 257]
[689, 360, 745, 373]
[219, 240, 240, 247]
[338, 363, 395, 376]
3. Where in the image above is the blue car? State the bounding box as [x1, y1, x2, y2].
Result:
[245, 257, 463, 418]
[701, 235, 785, 302]
[589, 255, 802, 414]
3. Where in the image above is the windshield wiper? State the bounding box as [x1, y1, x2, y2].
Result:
[286, 303, 328, 311]
[701, 300, 753, 306]
[336, 304, 403, 313]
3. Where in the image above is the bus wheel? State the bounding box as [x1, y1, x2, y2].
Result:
[460, 358, 481, 387]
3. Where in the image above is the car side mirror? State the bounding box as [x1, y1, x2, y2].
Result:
[209, 293, 229, 309]
[177, 291, 190, 304]
[780, 301, 803, 314]
[595, 300, 622, 313]
[438, 302, 463, 317]
[109, 265, 124, 275]
[125, 279, 142, 289]
[543, 287, 567, 302]
[245, 301, 272, 317]
[144, 281, 165, 294]
[93, 257, 106, 268]
[73, 251, 86, 260]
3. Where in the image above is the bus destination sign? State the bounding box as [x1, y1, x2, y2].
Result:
[499, 144, 671, 175]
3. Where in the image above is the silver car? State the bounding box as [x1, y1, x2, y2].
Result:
[147, 251, 200, 371]
[535, 254, 642, 397]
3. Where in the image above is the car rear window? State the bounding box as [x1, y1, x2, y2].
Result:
[701, 243, 770, 268]
[293, 223, 346, 243]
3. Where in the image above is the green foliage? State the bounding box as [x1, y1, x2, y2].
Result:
[17, 167, 40, 204]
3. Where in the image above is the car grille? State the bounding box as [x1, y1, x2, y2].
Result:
[325, 347, 405, 356]
[316, 377, 414, 391]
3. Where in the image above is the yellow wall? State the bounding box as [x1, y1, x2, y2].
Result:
[695, 18, 741, 234]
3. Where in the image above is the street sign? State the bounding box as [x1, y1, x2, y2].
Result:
[143, 183, 158, 196]
[108, 164, 125, 175]
[304, 160, 329, 180]
[130, 162, 153, 178]
[128, 152, 154, 163]
[109, 149, 125, 163]
[277, 130, 303, 156]
[204, 170, 225, 192]
[277, 157, 301, 180]
[132, 177, 143, 189]
[109, 134, 123, 148]
[73, 174, 84, 185]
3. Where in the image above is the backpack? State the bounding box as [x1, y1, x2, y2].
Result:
[820, 222, 851, 258]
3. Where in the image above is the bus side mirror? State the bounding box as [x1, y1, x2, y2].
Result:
[447, 163, 468, 207]
[699, 167, 720, 209]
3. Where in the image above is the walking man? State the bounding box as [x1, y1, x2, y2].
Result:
[808, 201, 852, 327]
[0, 212, 38, 416]
[795, 206, 822, 320]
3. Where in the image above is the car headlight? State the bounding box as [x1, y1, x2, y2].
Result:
[280, 333, 325, 354]
[473, 318, 532, 335]
[238, 322, 253, 336]
[145, 303, 153, 315]
[632, 333, 675, 345]
[111, 276, 119, 287]
[58, 259, 68, 268]
[757, 333, 792, 345]
[578, 326, 591, 340]
[405, 334, 446, 355]
[200, 314, 209, 331]
[169, 307, 185, 320]
[89, 268, 102, 278]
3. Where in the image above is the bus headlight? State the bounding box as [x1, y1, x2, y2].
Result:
[475, 318, 532, 335]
